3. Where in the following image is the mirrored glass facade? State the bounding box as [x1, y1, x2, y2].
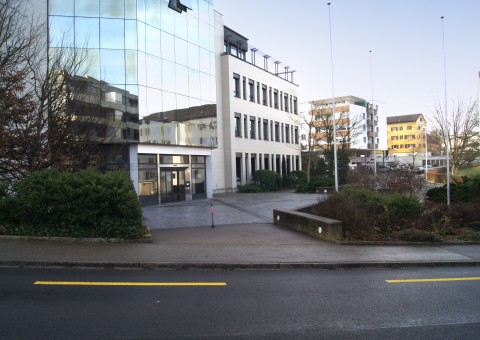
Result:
[48, 0, 217, 148]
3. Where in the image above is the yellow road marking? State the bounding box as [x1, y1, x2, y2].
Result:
[34, 281, 227, 286]
[387, 277, 480, 283]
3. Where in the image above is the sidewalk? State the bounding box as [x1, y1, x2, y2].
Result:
[1, 191, 480, 270]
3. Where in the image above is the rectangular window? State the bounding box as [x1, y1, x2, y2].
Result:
[391, 136, 398, 140]
[234, 113, 241, 137]
[275, 122, 280, 141]
[270, 121, 274, 141]
[284, 93, 289, 112]
[280, 91, 283, 111]
[244, 115, 248, 138]
[248, 79, 255, 102]
[242, 77, 247, 100]
[407, 125, 413, 130]
[391, 127, 398, 131]
[262, 85, 267, 106]
[250, 116, 256, 139]
[293, 97, 298, 114]
[294, 127, 299, 144]
[269, 87, 272, 107]
[257, 82, 260, 104]
[263, 119, 268, 140]
[273, 89, 279, 109]
[233, 73, 240, 98]
[285, 124, 290, 143]
[399, 126, 404, 131]
[281, 123, 284, 142]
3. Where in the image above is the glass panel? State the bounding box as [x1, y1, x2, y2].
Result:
[176, 94, 189, 111]
[80, 48, 100, 79]
[198, 0, 209, 23]
[192, 156, 205, 164]
[136, 0, 146, 22]
[200, 72, 210, 102]
[189, 68, 200, 99]
[162, 91, 176, 112]
[146, 87, 163, 114]
[192, 168, 205, 194]
[188, 43, 199, 70]
[175, 10, 188, 40]
[145, 25, 161, 56]
[100, 0, 124, 18]
[125, 0, 137, 19]
[49, 0, 74, 15]
[210, 52, 215, 77]
[175, 64, 188, 96]
[146, 55, 162, 89]
[160, 1, 175, 35]
[198, 20, 209, 50]
[126, 50, 138, 84]
[161, 59, 176, 93]
[126, 84, 139, 97]
[187, 14, 198, 45]
[75, 0, 99, 17]
[145, 0, 160, 28]
[100, 19, 124, 49]
[175, 38, 188, 66]
[137, 52, 147, 86]
[138, 154, 157, 165]
[75, 17, 99, 48]
[100, 49, 125, 84]
[49, 16, 74, 48]
[137, 22, 146, 52]
[199, 48, 210, 74]
[125, 20, 137, 49]
[161, 32, 175, 62]
[138, 85, 148, 118]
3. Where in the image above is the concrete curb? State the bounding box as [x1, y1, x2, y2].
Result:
[2, 260, 480, 270]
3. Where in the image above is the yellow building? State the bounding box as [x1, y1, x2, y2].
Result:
[387, 114, 426, 156]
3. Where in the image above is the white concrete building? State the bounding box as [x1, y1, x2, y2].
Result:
[212, 24, 302, 193]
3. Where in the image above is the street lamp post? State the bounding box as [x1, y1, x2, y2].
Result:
[425, 122, 428, 181]
[441, 16, 451, 206]
[327, 2, 339, 192]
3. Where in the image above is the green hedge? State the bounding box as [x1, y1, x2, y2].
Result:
[427, 176, 480, 203]
[0, 168, 144, 239]
[253, 170, 278, 191]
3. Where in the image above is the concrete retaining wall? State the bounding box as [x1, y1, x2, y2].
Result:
[273, 207, 343, 242]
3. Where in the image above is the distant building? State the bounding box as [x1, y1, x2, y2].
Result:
[305, 95, 384, 159]
[387, 114, 426, 156]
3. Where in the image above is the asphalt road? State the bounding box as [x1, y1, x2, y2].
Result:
[1, 267, 480, 339]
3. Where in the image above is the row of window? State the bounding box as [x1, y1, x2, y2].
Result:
[391, 134, 417, 140]
[391, 144, 425, 149]
[390, 125, 419, 132]
[234, 113, 299, 144]
[232, 73, 298, 114]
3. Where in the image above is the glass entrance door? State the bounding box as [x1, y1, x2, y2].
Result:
[160, 169, 186, 204]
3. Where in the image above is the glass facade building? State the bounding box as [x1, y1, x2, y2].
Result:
[48, 0, 217, 205]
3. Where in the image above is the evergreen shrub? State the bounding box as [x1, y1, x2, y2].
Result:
[0, 168, 144, 239]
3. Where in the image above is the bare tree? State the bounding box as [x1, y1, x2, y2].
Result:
[430, 99, 480, 175]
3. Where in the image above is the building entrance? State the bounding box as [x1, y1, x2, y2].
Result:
[160, 168, 186, 204]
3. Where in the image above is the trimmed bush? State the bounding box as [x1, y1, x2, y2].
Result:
[253, 170, 278, 191]
[0, 168, 144, 239]
[384, 194, 424, 220]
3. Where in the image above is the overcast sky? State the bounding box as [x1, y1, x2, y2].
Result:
[214, 0, 480, 120]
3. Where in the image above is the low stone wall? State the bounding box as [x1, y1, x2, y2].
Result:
[273, 207, 343, 242]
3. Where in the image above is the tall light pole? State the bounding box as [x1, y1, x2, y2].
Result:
[441, 16, 450, 206]
[369, 50, 377, 174]
[425, 122, 428, 181]
[327, 2, 339, 192]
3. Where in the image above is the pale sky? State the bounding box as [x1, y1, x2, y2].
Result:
[214, 0, 480, 120]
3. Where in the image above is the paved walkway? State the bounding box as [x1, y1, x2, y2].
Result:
[1, 191, 480, 270]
